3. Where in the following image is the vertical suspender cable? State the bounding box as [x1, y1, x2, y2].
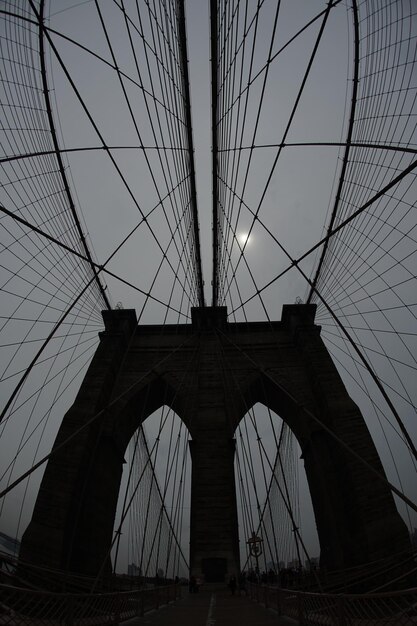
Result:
[210, 0, 219, 306]
[177, 0, 205, 307]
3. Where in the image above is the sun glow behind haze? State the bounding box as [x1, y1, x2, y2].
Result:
[237, 231, 252, 247]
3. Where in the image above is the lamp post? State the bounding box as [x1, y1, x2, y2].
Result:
[247, 531, 263, 577]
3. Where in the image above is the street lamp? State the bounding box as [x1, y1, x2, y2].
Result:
[247, 530, 263, 576]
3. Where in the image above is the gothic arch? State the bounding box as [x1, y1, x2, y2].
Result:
[233, 402, 314, 571]
[236, 366, 409, 571]
[114, 405, 192, 580]
[105, 374, 185, 459]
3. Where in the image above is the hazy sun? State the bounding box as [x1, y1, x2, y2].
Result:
[237, 231, 251, 247]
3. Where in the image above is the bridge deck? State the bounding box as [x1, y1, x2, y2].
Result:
[124, 588, 295, 625]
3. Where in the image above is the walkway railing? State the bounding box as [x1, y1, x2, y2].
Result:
[248, 582, 417, 625]
[0, 583, 181, 625]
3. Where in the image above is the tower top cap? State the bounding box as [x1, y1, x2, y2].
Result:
[191, 306, 227, 330]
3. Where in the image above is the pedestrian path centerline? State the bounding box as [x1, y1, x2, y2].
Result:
[206, 593, 216, 625]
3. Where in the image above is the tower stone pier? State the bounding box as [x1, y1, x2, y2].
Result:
[20, 305, 411, 582]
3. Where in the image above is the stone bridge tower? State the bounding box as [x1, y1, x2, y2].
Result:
[20, 305, 411, 582]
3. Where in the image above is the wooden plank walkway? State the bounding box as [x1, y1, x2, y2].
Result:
[123, 588, 297, 625]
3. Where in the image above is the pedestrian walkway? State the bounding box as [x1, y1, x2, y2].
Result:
[124, 588, 296, 625]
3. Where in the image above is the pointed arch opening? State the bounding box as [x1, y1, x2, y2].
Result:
[112, 406, 191, 582]
[234, 402, 319, 577]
